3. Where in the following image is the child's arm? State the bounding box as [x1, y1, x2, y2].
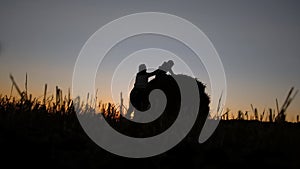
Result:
[169, 69, 175, 76]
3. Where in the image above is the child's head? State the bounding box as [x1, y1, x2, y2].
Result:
[167, 60, 174, 67]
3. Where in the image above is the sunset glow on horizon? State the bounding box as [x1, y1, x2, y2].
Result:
[1, 1, 300, 122]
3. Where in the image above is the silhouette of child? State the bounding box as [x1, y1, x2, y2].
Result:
[156, 60, 175, 77]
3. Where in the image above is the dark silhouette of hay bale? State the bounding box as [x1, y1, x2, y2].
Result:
[107, 74, 210, 143]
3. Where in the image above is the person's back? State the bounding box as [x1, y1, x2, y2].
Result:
[134, 70, 149, 89]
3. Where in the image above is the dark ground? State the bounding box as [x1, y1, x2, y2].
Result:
[1, 75, 299, 169]
[0, 111, 299, 169]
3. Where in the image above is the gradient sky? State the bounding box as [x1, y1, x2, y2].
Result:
[1, 0, 300, 121]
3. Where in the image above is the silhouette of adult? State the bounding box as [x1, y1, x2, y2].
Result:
[126, 60, 175, 118]
[126, 64, 157, 117]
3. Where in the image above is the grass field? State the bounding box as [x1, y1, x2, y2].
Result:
[0, 92, 299, 169]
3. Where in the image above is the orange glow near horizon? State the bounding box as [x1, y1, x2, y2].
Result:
[1, 81, 299, 123]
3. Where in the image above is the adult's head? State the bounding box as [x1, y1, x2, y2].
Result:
[139, 64, 146, 72]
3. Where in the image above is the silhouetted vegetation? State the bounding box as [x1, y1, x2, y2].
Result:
[0, 74, 299, 168]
